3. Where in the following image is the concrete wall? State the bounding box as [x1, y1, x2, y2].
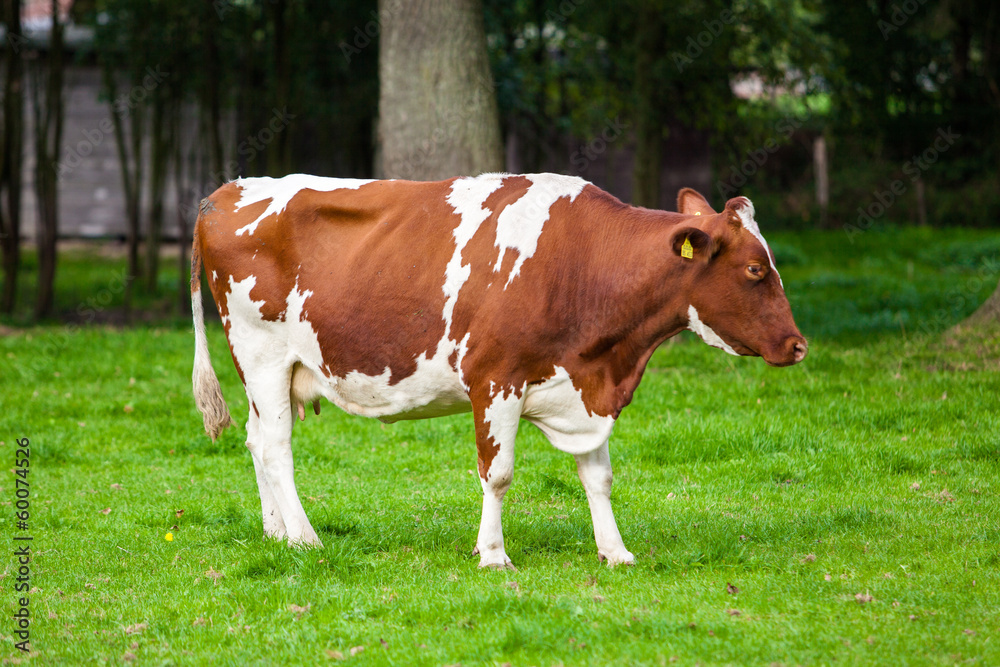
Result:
[21, 64, 208, 242]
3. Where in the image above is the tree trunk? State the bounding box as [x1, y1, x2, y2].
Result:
[378, 0, 503, 180]
[813, 135, 829, 227]
[175, 104, 190, 317]
[915, 178, 927, 226]
[32, 0, 65, 319]
[632, 4, 664, 208]
[201, 0, 225, 179]
[236, 12, 261, 178]
[1, 0, 25, 314]
[268, 0, 292, 175]
[103, 68, 143, 313]
[145, 94, 174, 292]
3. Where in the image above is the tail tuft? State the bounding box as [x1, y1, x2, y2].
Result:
[191, 227, 233, 440]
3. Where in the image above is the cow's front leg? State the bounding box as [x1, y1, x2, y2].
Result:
[575, 441, 634, 566]
[472, 389, 525, 570]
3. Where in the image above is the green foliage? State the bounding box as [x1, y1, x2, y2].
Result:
[818, 0, 1000, 178]
[1, 229, 999, 663]
[482, 0, 998, 225]
[484, 0, 834, 168]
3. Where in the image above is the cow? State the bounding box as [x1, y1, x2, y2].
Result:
[191, 172, 807, 569]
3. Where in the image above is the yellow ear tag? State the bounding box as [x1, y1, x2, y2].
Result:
[681, 236, 694, 259]
[694, 211, 702, 216]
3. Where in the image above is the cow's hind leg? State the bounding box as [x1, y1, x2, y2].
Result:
[575, 441, 634, 566]
[472, 390, 525, 570]
[244, 368, 322, 547]
[246, 409, 287, 539]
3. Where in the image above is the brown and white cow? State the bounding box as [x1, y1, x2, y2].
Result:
[191, 172, 806, 569]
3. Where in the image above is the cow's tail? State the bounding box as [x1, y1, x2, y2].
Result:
[191, 221, 233, 440]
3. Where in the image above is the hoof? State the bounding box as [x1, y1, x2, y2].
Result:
[287, 532, 324, 549]
[480, 559, 517, 571]
[475, 547, 517, 570]
[599, 549, 635, 567]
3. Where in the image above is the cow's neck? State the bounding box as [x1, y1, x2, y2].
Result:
[565, 206, 692, 418]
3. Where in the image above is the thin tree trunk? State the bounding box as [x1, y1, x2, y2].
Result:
[269, 0, 291, 175]
[145, 94, 174, 292]
[201, 1, 224, 179]
[236, 13, 259, 178]
[33, 0, 65, 319]
[103, 67, 143, 312]
[1, 0, 25, 314]
[175, 103, 190, 316]
[632, 4, 664, 208]
[378, 0, 503, 179]
[915, 178, 927, 226]
[813, 135, 829, 227]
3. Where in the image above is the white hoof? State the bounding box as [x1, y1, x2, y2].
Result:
[599, 548, 635, 567]
[475, 547, 517, 570]
[287, 530, 324, 549]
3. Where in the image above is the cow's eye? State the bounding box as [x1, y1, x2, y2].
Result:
[746, 262, 765, 280]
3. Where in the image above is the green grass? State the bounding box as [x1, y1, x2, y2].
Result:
[2, 228, 1000, 665]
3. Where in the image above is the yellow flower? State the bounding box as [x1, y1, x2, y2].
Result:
[165, 532, 174, 542]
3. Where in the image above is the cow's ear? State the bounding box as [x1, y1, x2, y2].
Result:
[677, 188, 717, 216]
[724, 196, 754, 229]
[671, 227, 714, 261]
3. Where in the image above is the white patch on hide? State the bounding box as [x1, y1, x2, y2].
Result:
[221, 274, 268, 375]
[444, 175, 506, 338]
[522, 366, 615, 455]
[233, 174, 375, 237]
[733, 199, 783, 287]
[222, 271, 470, 421]
[493, 173, 587, 287]
[482, 383, 526, 469]
[687, 305, 738, 356]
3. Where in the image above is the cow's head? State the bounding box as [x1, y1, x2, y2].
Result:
[671, 188, 807, 367]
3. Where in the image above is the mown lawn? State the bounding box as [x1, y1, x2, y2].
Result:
[2, 226, 999, 665]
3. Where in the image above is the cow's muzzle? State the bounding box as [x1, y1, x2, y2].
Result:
[765, 335, 808, 367]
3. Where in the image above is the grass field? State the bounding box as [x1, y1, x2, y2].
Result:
[2, 226, 1000, 665]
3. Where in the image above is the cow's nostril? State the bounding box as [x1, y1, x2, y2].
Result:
[792, 340, 808, 362]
